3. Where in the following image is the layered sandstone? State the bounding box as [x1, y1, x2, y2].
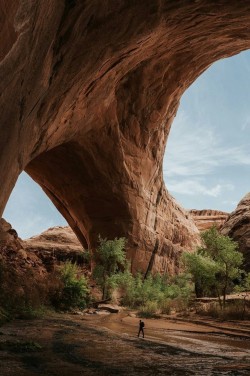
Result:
[221, 193, 250, 272]
[24, 226, 83, 253]
[190, 210, 229, 232]
[1, 1, 250, 274]
[24, 226, 88, 268]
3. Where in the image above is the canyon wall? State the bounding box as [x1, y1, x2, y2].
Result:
[190, 210, 229, 232]
[1, 1, 250, 274]
[0, 219, 47, 286]
[24, 226, 87, 268]
[221, 193, 250, 272]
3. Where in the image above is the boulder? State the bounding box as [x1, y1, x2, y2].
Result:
[98, 305, 120, 314]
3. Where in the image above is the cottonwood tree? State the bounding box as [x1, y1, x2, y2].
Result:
[183, 226, 244, 309]
[93, 236, 126, 299]
[182, 252, 219, 298]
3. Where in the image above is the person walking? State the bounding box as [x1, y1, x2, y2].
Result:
[138, 319, 145, 338]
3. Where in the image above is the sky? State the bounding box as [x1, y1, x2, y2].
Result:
[3, 50, 250, 239]
[164, 50, 250, 212]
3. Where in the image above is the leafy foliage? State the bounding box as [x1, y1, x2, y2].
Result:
[53, 262, 89, 310]
[183, 226, 244, 309]
[93, 236, 126, 299]
[91, 236, 192, 315]
[182, 252, 219, 297]
[110, 269, 193, 314]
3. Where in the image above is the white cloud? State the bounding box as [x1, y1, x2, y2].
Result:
[164, 110, 250, 180]
[241, 116, 250, 131]
[167, 179, 234, 198]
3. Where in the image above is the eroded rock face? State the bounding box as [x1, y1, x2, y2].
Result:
[24, 226, 83, 253]
[24, 226, 88, 269]
[0, 218, 23, 251]
[190, 210, 229, 232]
[221, 193, 250, 271]
[1, 1, 250, 274]
[0, 218, 47, 281]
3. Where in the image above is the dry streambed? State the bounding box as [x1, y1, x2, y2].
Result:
[0, 312, 249, 376]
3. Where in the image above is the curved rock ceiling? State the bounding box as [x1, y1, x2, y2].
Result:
[1, 0, 250, 274]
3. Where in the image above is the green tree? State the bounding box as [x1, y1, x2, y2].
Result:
[93, 236, 126, 299]
[56, 262, 89, 310]
[183, 252, 219, 298]
[184, 227, 244, 309]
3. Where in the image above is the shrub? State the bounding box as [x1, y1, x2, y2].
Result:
[93, 236, 126, 299]
[158, 299, 171, 315]
[196, 300, 250, 320]
[138, 301, 159, 318]
[17, 305, 47, 320]
[52, 262, 89, 310]
[111, 270, 193, 315]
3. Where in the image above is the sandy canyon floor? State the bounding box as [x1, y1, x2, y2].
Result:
[0, 311, 250, 376]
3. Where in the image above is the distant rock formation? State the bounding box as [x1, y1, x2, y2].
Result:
[221, 193, 250, 272]
[24, 226, 83, 253]
[24, 226, 88, 271]
[190, 210, 229, 232]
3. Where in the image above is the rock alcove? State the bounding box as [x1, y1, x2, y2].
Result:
[1, 0, 250, 274]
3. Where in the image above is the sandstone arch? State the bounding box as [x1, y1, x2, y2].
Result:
[1, 0, 250, 274]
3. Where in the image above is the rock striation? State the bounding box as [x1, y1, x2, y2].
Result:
[24, 226, 88, 269]
[190, 210, 229, 232]
[1, 1, 250, 274]
[221, 193, 250, 272]
[24, 226, 83, 253]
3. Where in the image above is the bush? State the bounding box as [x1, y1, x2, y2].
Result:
[52, 262, 89, 310]
[138, 301, 160, 318]
[158, 299, 171, 315]
[93, 236, 126, 299]
[110, 270, 193, 315]
[183, 226, 244, 309]
[196, 300, 250, 320]
[17, 305, 47, 320]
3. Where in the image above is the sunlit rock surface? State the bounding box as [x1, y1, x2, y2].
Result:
[221, 193, 250, 271]
[1, 1, 250, 274]
[24, 226, 83, 253]
[190, 210, 229, 232]
[24, 226, 87, 268]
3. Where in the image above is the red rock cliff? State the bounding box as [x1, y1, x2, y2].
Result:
[221, 193, 250, 272]
[24, 226, 88, 268]
[1, 1, 250, 274]
[190, 210, 229, 232]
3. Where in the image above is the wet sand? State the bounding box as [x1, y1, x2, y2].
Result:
[0, 311, 250, 375]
